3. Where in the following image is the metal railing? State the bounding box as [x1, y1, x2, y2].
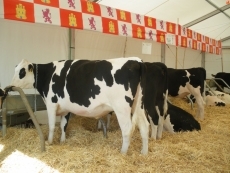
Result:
[1, 87, 46, 152]
[209, 78, 230, 94]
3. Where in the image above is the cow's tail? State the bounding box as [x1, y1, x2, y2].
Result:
[139, 62, 147, 110]
[211, 74, 216, 77]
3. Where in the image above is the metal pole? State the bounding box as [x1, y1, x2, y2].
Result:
[161, 43, 165, 63]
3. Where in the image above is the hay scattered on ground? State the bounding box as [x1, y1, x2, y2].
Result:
[0, 98, 229, 173]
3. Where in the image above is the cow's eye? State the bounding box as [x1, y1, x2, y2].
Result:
[19, 68, 26, 79]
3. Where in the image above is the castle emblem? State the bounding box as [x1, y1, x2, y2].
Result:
[16, 4, 27, 19]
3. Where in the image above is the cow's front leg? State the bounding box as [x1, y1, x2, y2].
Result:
[47, 106, 57, 144]
[60, 113, 71, 143]
[194, 95, 204, 120]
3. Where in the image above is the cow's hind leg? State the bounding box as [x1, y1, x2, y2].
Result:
[156, 106, 164, 139]
[114, 110, 133, 154]
[60, 113, 71, 143]
[135, 111, 149, 155]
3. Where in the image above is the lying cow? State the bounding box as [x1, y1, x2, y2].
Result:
[99, 100, 201, 134]
[163, 101, 201, 133]
[210, 90, 230, 104]
[167, 67, 206, 120]
[212, 72, 230, 91]
[188, 91, 225, 107]
[10, 58, 168, 155]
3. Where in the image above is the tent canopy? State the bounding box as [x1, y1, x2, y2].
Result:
[98, 0, 230, 45]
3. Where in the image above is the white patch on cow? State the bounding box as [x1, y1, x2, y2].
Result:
[163, 89, 168, 116]
[205, 95, 225, 106]
[155, 106, 164, 139]
[60, 116, 67, 142]
[148, 115, 157, 140]
[213, 91, 230, 104]
[11, 59, 35, 88]
[185, 70, 190, 77]
[163, 114, 175, 133]
[53, 61, 66, 76]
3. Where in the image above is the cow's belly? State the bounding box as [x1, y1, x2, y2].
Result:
[56, 99, 113, 118]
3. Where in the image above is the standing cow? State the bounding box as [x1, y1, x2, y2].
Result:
[212, 72, 230, 91]
[10, 57, 168, 154]
[167, 67, 206, 120]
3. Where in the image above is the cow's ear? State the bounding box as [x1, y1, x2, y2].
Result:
[28, 64, 33, 72]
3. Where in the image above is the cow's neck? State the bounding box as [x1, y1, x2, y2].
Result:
[33, 63, 55, 98]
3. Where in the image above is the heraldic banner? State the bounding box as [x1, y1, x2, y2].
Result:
[0, 0, 222, 55]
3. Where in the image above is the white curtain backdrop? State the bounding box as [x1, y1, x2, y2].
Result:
[0, 19, 68, 89]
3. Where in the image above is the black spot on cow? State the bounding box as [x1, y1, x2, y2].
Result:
[125, 96, 133, 107]
[52, 95, 58, 103]
[19, 68, 26, 79]
[215, 102, 225, 107]
[52, 60, 72, 99]
[114, 60, 140, 98]
[66, 60, 113, 107]
[33, 63, 56, 98]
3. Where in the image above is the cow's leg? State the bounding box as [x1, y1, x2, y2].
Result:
[188, 86, 205, 120]
[195, 95, 204, 120]
[135, 111, 149, 155]
[114, 110, 133, 154]
[148, 115, 158, 139]
[60, 113, 71, 143]
[155, 106, 164, 139]
[163, 114, 175, 133]
[106, 112, 112, 129]
[47, 105, 57, 144]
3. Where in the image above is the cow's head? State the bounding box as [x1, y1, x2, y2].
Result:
[11, 59, 35, 89]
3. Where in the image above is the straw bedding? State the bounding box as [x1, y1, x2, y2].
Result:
[0, 97, 229, 173]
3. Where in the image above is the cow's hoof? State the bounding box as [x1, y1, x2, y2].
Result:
[45, 141, 52, 145]
[141, 149, 148, 155]
[120, 150, 127, 155]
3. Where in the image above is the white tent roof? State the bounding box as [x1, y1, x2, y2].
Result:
[98, 0, 230, 46]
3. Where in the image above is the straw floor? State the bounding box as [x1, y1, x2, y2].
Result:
[0, 97, 229, 173]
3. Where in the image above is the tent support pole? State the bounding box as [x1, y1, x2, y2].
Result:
[201, 51, 205, 68]
[161, 43, 165, 63]
[68, 28, 75, 60]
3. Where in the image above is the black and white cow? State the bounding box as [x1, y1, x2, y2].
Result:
[212, 72, 230, 91]
[163, 101, 201, 132]
[10, 58, 168, 154]
[100, 100, 201, 135]
[188, 91, 226, 107]
[167, 67, 206, 120]
[209, 90, 230, 104]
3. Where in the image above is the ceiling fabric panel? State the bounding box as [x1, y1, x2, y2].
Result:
[0, 0, 223, 55]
